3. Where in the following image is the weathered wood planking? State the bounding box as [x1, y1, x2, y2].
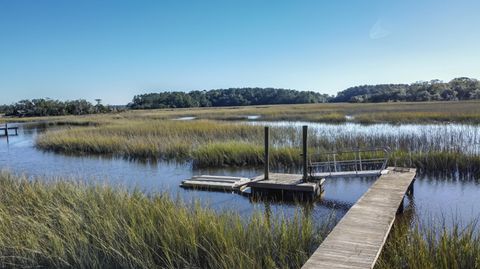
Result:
[302, 167, 416, 269]
[180, 175, 250, 191]
[249, 173, 322, 193]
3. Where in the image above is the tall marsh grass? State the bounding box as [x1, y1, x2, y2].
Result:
[0, 172, 331, 268]
[120, 100, 480, 124]
[377, 218, 480, 269]
[36, 119, 480, 177]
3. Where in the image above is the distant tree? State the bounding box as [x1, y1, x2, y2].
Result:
[129, 88, 331, 109]
[332, 77, 480, 103]
[2, 98, 112, 117]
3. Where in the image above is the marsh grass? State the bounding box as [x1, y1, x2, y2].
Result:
[122, 100, 480, 124]
[36, 119, 480, 177]
[0, 172, 331, 268]
[376, 217, 480, 269]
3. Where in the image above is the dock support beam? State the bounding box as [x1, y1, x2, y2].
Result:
[264, 126, 269, 180]
[396, 197, 404, 214]
[302, 125, 308, 182]
[407, 178, 415, 197]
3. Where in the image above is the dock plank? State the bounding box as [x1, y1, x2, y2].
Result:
[302, 167, 416, 269]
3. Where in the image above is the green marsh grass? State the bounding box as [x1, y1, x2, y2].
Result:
[0, 172, 331, 268]
[376, 217, 480, 269]
[36, 119, 480, 177]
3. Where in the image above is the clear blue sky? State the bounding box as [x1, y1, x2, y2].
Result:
[1, 0, 479, 105]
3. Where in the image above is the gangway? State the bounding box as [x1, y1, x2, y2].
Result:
[308, 147, 391, 179]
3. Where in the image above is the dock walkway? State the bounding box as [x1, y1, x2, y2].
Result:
[302, 167, 416, 269]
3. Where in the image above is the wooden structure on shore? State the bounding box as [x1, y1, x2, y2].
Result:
[302, 167, 416, 269]
[0, 124, 18, 137]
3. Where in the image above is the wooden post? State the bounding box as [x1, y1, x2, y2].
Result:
[396, 197, 404, 214]
[302, 125, 308, 182]
[5, 123, 8, 144]
[333, 153, 337, 172]
[407, 178, 415, 197]
[264, 126, 269, 180]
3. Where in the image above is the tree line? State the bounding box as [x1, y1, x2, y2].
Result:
[128, 88, 331, 109]
[333, 77, 480, 102]
[0, 99, 120, 117]
[2, 77, 480, 117]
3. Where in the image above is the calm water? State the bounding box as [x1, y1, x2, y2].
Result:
[1, 122, 479, 227]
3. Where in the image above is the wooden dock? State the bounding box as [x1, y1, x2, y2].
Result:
[302, 167, 416, 269]
[249, 173, 324, 199]
[180, 175, 250, 192]
[0, 124, 18, 136]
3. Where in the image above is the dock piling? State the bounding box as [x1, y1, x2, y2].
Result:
[264, 126, 269, 180]
[302, 125, 308, 182]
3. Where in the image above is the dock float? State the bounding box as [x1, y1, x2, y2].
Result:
[302, 167, 416, 269]
[180, 175, 250, 192]
[249, 173, 324, 198]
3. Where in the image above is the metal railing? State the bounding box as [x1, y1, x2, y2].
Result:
[308, 147, 391, 177]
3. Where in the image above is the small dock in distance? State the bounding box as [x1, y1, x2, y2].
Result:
[302, 167, 416, 269]
[0, 124, 19, 137]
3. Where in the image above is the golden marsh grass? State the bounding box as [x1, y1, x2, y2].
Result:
[0, 172, 331, 268]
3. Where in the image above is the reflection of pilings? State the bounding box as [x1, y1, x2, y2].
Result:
[249, 195, 353, 212]
[318, 198, 354, 212]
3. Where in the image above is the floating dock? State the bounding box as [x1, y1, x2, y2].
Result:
[181, 173, 325, 198]
[302, 167, 416, 269]
[249, 173, 324, 198]
[181, 175, 250, 192]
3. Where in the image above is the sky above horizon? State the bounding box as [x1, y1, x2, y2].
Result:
[1, 0, 480, 105]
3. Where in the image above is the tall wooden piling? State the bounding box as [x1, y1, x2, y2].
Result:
[5, 123, 8, 143]
[302, 125, 308, 182]
[264, 126, 269, 180]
